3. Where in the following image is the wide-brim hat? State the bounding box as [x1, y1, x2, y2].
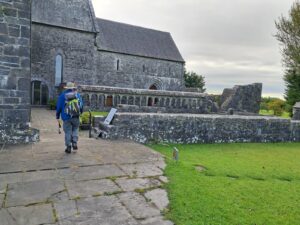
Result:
[63, 82, 77, 89]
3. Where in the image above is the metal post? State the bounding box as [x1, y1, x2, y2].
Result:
[173, 147, 179, 162]
[88, 109, 92, 138]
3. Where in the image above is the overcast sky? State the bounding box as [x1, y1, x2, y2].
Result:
[91, 0, 295, 98]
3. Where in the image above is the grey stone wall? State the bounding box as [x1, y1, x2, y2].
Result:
[95, 51, 184, 91]
[99, 113, 300, 144]
[0, 0, 39, 144]
[31, 24, 96, 99]
[220, 83, 262, 113]
[32, 0, 97, 32]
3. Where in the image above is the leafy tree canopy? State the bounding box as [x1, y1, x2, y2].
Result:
[275, 1, 300, 114]
[184, 70, 206, 92]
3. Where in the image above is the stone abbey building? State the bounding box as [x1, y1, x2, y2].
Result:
[31, 0, 185, 105]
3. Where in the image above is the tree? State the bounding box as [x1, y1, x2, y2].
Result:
[275, 1, 300, 114]
[268, 98, 285, 116]
[184, 70, 206, 92]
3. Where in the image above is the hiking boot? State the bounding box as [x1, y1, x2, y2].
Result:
[72, 143, 78, 151]
[65, 146, 71, 154]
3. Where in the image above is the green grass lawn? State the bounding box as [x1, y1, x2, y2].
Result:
[149, 143, 300, 225]
[259, 110, 290, 118]
[80, 111, 108, 124]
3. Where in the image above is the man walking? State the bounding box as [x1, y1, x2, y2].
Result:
[56, 82, 83, 153]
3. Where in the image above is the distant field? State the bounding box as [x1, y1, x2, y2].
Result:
[150, 143, 300, 225]
[259, 109, 290, 118]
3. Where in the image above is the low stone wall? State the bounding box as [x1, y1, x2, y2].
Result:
[78, 85, 218, 114]
[99, 113, 300, 144]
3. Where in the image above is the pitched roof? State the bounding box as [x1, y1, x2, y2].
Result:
[96, 18, 185, 62]
[32, 0, 97, 32]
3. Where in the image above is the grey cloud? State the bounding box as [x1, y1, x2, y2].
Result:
[91, 0, 295, 98]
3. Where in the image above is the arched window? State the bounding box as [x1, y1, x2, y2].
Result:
[116, 59, 120, 71]
[149, 84, 157, 90]
[55, 54, 63, 86]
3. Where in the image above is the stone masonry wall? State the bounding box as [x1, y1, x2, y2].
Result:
[95, 51, 185, 91]
[0, 0, 39, 144]
[220, 83, 262, 113]
[100, 113, 300, 144]
[31, 24, 185, 101]
[31, 23, 96, 99]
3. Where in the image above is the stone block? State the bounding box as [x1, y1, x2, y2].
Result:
[141, 217, 174, 225]
[76, 196, 138, 225]
[11, 68, 30, 77]
[21, 57, 30, 67]
[66, 164, 125, 181]
[3, 7, 17, 17]
[4, 109, 29, 123]
[0, 34, 15, 44]
[144, 188, 169, 210]
[19, 45, 29, 56]
[54, 200, 78, 221]
[9, 89, 27, 97]
[119, 162, 163, 178]
[4, 45, 18, 56]
[20, 25, 29, 38]
[0, 89, 10, 97]
[17, 77, 30, 90]
[118, 192, 161, 219]
[115, 177, 161, 192]
[18, 10, 30, 19]
[0, 194, 4, 208]
[6, 74, 16, 89]
[0, 209, 16, 225]
[3, 97, 19, 104]
[0, 23, 8, 35]
[66, 179, 121, 198]
[20, 97, 30, 104]
[8, 26, 20, 37]
[6, 179, 65, 207]
[0, 55, 19, 64]
[17, 37, 29, 45]
[14, 2, 30, 11]
[6, 204, 55, 225]
[22, 170, 59, 183]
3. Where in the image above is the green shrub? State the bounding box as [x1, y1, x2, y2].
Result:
[48, 99, 57, 110]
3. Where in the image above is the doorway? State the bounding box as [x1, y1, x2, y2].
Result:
[31, 81, 49, 105]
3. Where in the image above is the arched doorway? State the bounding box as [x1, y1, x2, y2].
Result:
[148, 97, 153, 106]
[31, 81, 49, 105]
[149, 84, 157, 90]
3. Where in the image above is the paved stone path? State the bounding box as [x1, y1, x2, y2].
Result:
[0, 108, 172, 225]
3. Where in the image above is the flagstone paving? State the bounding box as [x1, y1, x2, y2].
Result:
[0, 108, 173, 225]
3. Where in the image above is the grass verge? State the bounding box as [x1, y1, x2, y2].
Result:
[149, 142, 300, 225]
